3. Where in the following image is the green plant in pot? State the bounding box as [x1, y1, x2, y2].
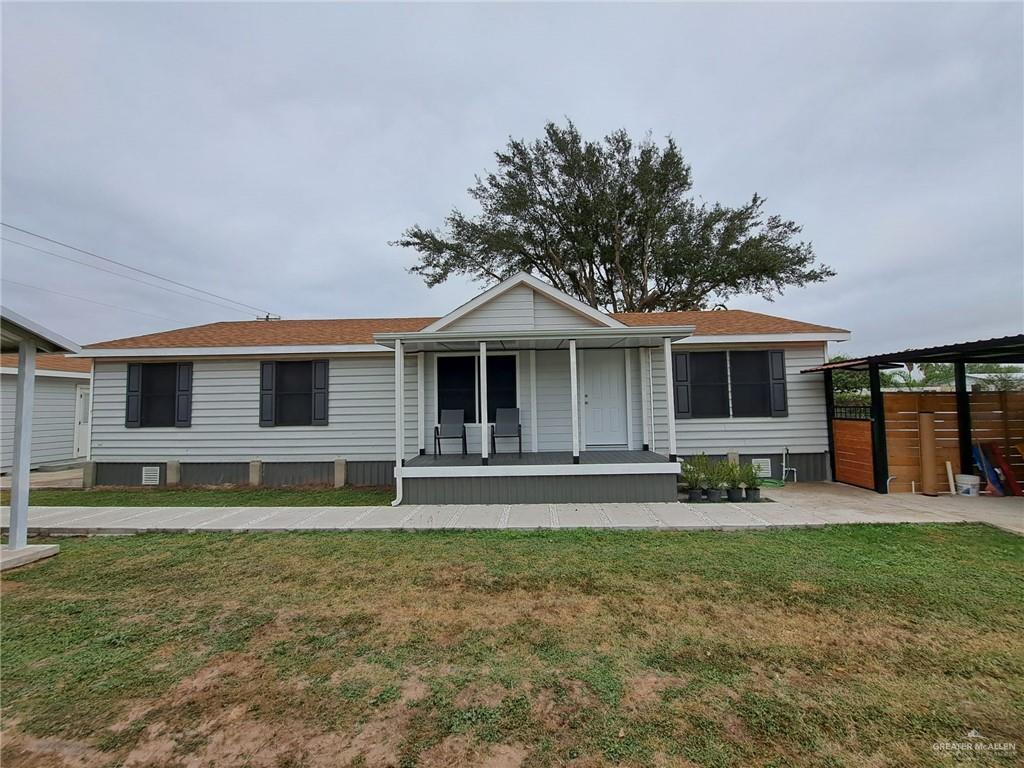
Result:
[705, 460, 730, 502]
[681, 461, 704, 502]
[725, 462, 744, 502]
[740, 462, 762, 502]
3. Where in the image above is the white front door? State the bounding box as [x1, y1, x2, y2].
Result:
[74, 384, 89, 458]
[582, 349, 627, 446]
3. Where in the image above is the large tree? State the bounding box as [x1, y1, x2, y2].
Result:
[395, 120, 835, 312]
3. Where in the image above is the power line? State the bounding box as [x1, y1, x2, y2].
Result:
[2, 278, 181, 322]
[1, 222, 275, 316]
[2, 237, 254, 317]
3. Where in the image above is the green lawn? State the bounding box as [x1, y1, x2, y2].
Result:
[2, 525, 1022, 767]
[0, 485, 394, 507]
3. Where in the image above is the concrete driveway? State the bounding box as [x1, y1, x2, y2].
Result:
[1, 482, 1020, 535]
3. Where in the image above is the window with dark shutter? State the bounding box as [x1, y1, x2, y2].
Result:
[139, 363, 177, 427]
[437, 356, 477, 423]
[275, 361, 314, 426]
[729, 351, 772, 417]
[690, 352, 730, 418]
[259, 360, 328, 427]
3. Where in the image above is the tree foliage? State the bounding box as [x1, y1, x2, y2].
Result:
[395, 120, 835, 311]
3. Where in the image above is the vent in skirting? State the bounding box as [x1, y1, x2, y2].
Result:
[750, 458, 772, 478]
[141, 466, 161, 486]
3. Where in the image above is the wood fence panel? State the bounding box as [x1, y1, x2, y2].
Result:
[882, 391, 1024, 493]
[833, 419, 874, 489]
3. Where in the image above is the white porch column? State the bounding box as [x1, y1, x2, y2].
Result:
[416, 352, 425, 455]
[9, 341, 36, 550]
[569, 339, 580, 464]
[479, 341, 489, 465]
[394, 338, 405, 466]
[639, 347, 652, 451]
[662, 337, 678, 461]
[625, 349, 634, 450]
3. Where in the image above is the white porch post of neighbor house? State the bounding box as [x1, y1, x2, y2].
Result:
[9, 341, 36, 550]
[569, 338, 581, 464]
[479, 341, 489, 465]
[416, 352, 425, 455]
[662, 337, 678, 462]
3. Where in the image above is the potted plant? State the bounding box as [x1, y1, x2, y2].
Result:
[725, 462, 744, 503]
[740, 462, 762, 502]
[706, 460, 729, 502]
[681, 461, 704, 502]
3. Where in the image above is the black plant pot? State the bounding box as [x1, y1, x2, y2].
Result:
[687, 488, 703, 502]
[706, 488, 723, 503]
[745, 487, 761, 502]
[727, 488, 743, 503]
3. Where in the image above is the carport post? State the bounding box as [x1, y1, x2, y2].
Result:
[954, 361, 973, 476]
[823, 369, 836, 481]
[569, 339, 580, 464]
[868, 362, 889, 494]
[9, 341, 36, 549]
[663, 337, 677, 462]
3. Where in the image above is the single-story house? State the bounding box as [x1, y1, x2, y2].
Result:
[75, 273, 849, 503]
[1, 353, 91, 472]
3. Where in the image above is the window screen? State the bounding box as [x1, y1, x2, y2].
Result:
[275, 361, 313, 426]
[140, 363, 177, 427]
[486, 356, 517, 422]
[690, 352, 730, 418]
[437, 356, 476, 423]
[730, 351, 772, 417]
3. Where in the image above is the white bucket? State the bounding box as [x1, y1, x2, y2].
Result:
[954, 474, 980, 497]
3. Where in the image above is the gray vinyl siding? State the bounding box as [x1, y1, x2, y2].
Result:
[1, 374, 86, 470]
[535, 350, 572, 451]
[649, 342, 829, 454]
[91, 356, 418, 463]
[445, 285, 603, 332]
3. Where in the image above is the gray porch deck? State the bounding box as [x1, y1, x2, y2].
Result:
[406, 450, 671, 468]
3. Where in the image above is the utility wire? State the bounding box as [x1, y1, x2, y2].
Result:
[2, 237, 254, 317]
[1, 278, 181, 322]
[1, 222, 275, 316]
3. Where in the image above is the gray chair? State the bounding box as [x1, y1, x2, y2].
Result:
[490, 407, 522, 457]
[434, 409, 467, 455]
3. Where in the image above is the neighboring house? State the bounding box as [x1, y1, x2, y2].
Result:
[76, 273, 849, 502]
[1, 353, 92, 471]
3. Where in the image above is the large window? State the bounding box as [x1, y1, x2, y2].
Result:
[730, 351, 772, 417]
[690, 352, 730, 419]
[259, 360, 329, 427]
[125, 362, 192, 428]
[140, 363, 177, 427]
[436, 354, 517, 423]
[673, 350, 787, 419]
[436, 356, 477, 423]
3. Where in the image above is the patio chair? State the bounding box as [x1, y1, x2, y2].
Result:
[490, 407, 522, 457]
[434, 409, 467, 455]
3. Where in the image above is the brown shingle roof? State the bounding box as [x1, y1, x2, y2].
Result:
[85, 310, 846, 350]
[611, 310, 848, 335]
[0, 353, 92, 373]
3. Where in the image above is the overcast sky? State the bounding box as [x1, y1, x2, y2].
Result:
[3, 2, 1022, 356]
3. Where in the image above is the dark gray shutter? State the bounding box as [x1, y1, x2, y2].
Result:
[175, 362, 193, 427]
[125, 363, 142, 428]
[672, 352, 692, 419]
[260, 361, 276, 427]
[769, 350, 788, 417]
[311, 360, 329, 426]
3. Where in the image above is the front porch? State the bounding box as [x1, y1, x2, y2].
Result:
[405, 449, 670, 468]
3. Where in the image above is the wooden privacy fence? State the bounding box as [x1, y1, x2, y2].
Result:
[883, 391, 1024, 493]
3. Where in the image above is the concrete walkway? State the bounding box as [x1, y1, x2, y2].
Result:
[1, 483, 1020, 535]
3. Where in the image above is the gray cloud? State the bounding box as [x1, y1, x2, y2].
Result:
[3, 2, 1021, 355]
